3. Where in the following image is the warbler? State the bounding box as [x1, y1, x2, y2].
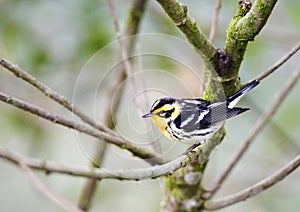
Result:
[142, 80, 260, 153]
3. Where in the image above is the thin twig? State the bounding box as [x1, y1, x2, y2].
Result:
[107, 0, 149, 123]
[0, 146, 188, 180]
[77, 142, 106, 211]
[124, 0, 149, 38]
[0, 57, 115, 135]
[0, 92, 164, 165]
[107, 0, 134, 78]
[204, 154, 300, 210]
[255, 41, 300, 81]
[78, 1, 150, 209]
[108, 0, 161, 153]
[206, 67, 300, 199]
[209, 0, 222, 43]
[18, 160, 83, 212]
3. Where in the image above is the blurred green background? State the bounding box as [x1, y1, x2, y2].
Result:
[0, 1, 299, 212]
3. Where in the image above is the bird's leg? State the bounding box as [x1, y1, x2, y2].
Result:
[183, 142, 201, 155]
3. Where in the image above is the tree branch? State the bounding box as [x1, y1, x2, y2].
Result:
[18, 160, 83, 212]
[162, 126, 225, 211]
[0, 57, 114, 135]
[204, 154, 300, 210]
[0, 92, 164, 165]
[78, 0, 149, 210]
[107, 0, 151, 123]
[224, 0, 278, 81]
[0, 146, 188, 181]
[205, 66, 300, 199]
[236, 0, 278, 40]
[77, 142, 106, 211]
[156, 0, 217, 62]
[155, 1, 283, 211]
[107, 0, 136, 80]
[255, 41, 300, 81]
[0, 135, 229, 181]
[209, 0, 222, 43]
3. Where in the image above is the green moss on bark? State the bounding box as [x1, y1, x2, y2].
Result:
[157, 0, 278, 211]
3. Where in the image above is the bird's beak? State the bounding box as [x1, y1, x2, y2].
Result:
[142, 113, 153, 118]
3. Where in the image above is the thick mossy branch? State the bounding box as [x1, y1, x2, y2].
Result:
[225, 0, 278, 80]
[156, 0, 217, 63]
[159, 1, 278, 211]
[236, 0, 278, 40]
[162, 127, 225, 211]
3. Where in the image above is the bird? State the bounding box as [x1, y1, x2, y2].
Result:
[142, 80, 260, 154]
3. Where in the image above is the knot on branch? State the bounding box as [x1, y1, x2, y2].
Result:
[238, 0, 252, 16]
[213, 48, 231, 77]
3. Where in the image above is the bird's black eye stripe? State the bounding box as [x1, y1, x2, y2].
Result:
[165, 108, 174, 118]
[158, 108, 175, 118]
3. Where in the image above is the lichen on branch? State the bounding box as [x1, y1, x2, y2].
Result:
[225, 0, 278, 80]
[156, 0, 217, 64]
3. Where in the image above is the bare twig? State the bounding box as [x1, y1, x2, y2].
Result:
[78, 1, 150, 210]
[18, 161, 83, 212]
[204, 154, 300, 210]
[209, 0, 222, 43]
[0, 146, 188, 180]
[0, 57, 115, 135]
[206, 67, 300, 199]
[77, 142, 106, 211]
[107, 0, 159, 153]
[107, 0, 134, 78]
[0, 92, 164, 165]
[124, 0, 149, 37]
[107, 0, 148, 121]
[255, 41, 300, 81]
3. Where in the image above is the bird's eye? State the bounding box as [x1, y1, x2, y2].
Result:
[158, 111, 166, 117]
[158, 109, 174, 118]
[164, 111, 172, 118]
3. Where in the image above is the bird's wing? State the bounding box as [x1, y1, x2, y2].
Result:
[176, 102, 249, 131]
[200, 103, 249, 126]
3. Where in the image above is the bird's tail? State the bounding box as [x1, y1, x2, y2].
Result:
[227, 80, 260, 108]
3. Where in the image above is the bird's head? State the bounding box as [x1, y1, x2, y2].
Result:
[142, 97, 180, 132]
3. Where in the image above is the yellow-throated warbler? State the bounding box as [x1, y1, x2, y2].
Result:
[142, 80, 260, 153]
